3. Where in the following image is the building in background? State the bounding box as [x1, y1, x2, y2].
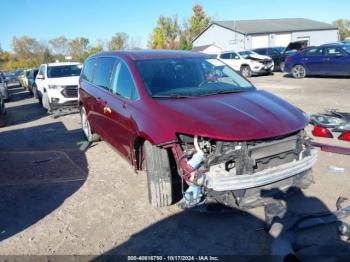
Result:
[191, 44, 222, 55]
[192, 18, 339, 51]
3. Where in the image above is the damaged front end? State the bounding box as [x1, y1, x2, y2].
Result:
[168, 130, 317, 209]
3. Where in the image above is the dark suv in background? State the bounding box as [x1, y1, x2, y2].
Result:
[254, 40, 309, 71]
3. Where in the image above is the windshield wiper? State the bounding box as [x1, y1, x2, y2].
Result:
[152, 94, 191, 99]
[199, 89, 246, 97]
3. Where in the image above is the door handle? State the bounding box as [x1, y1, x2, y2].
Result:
[122, 102, 127, 109]
[103, 106, 112, 114]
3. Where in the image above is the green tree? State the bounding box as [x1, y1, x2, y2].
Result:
[69, 37, 90, 62]
[108, 32, 129, 50]
[89, 40, 104, 55]
[148, 15, 180, 49]
[11, 36, 53, 67]
[333, 19, 350, 40]
[188, 4, 211, 40]
[179, 33, 192, 50]
[49, 36, 69, 61]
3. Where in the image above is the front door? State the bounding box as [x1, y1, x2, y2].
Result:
[323, 47, 350, 75]
[102, 59, 139, 159]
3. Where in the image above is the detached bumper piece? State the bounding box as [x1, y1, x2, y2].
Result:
[207, 149, 317, 191]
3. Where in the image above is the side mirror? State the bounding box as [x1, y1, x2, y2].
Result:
[36, 75, 44, 80]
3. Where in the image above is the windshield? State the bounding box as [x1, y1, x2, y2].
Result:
[274, 47, 285, 53]
[135, 58, 254, 98]
[238, 50, 256, 58]
[47, 65, 82, 78]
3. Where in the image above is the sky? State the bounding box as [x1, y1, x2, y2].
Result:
[1, 0, 349, 51]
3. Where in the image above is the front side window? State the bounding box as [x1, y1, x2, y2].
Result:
[92, 57, 116, 89]
[111, 61, 138, 100]
[324, 47, 345, 56]
[135, 58, 254, 98]
[82, 58, 96, 82]
[47, 64, 82, 78]
[341, 45, 350, 54]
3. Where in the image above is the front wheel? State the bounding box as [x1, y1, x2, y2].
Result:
[80, 106, 100, 142]
[42, 92, 52, 113]
[144, 141, 173, 207]
[292, 65, 306, 79]
[240, 65, 251, 78]
[279, 61, 285, 72]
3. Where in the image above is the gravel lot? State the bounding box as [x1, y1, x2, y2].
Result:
[0, 73, 350, 258]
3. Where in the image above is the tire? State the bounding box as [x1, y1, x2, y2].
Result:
[80, 106, 100, 142]
[42, 92, 52, 113]
[38, 91, 43, 106]
[240, 65, 251, 78]
[279, 61, 285, 72]
[144, 140, 173, 207]
[0, 116, 6, 127]
[291, 64, 306, 79]
[33, 85, 38, 98]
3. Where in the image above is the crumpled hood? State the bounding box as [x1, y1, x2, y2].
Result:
[155, 90, 308, 141]
[47, 76, 79, 86]
[246, 53, 272, 61]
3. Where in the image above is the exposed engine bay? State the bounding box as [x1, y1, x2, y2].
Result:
[168, 130, 317, 208]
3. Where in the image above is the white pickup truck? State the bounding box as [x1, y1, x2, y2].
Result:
[217, 50, 274, 78]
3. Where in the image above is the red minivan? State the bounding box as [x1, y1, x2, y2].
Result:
[79, 50, 317, 208]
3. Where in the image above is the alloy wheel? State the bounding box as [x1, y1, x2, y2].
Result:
[292, 65, 306, 78]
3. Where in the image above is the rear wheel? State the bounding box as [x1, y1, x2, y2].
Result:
[80, 106, 100, 142]
[240, 65, 251, 78]
[33, 85, 38, 98]
[292, 65, 306, 78]
[144, 141, 173, 207]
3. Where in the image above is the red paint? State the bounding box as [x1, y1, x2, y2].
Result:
[312, 125, 333, 138]
[311, 141, 350, 155]
[80, 50, 309, 169]
[339, 131, 350, 142]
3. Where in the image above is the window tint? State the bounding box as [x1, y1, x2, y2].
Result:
[92, 57, 116, 89]
[232, 52, 240, 59]
[82, 58, 96, 82]
[47, 65, 82, 78]
[111, 61, 138, 100]
[220, 53, 231, 59]
[38, 65, 45, 77]
[255, 49, 267, 55]
[325, 47, 344, 56]
[304, 48, 323, 56]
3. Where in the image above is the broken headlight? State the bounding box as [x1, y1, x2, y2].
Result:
[310, 114, 345, 128]
[333, 122, 350, 132]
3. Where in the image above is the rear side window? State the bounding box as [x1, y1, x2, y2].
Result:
[92, 57, 116, 90]
[82, 58, 96, 82]
[220, 53, 231, 59]
[111, 61, 138, 100]
[304, 48, 323, 56]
